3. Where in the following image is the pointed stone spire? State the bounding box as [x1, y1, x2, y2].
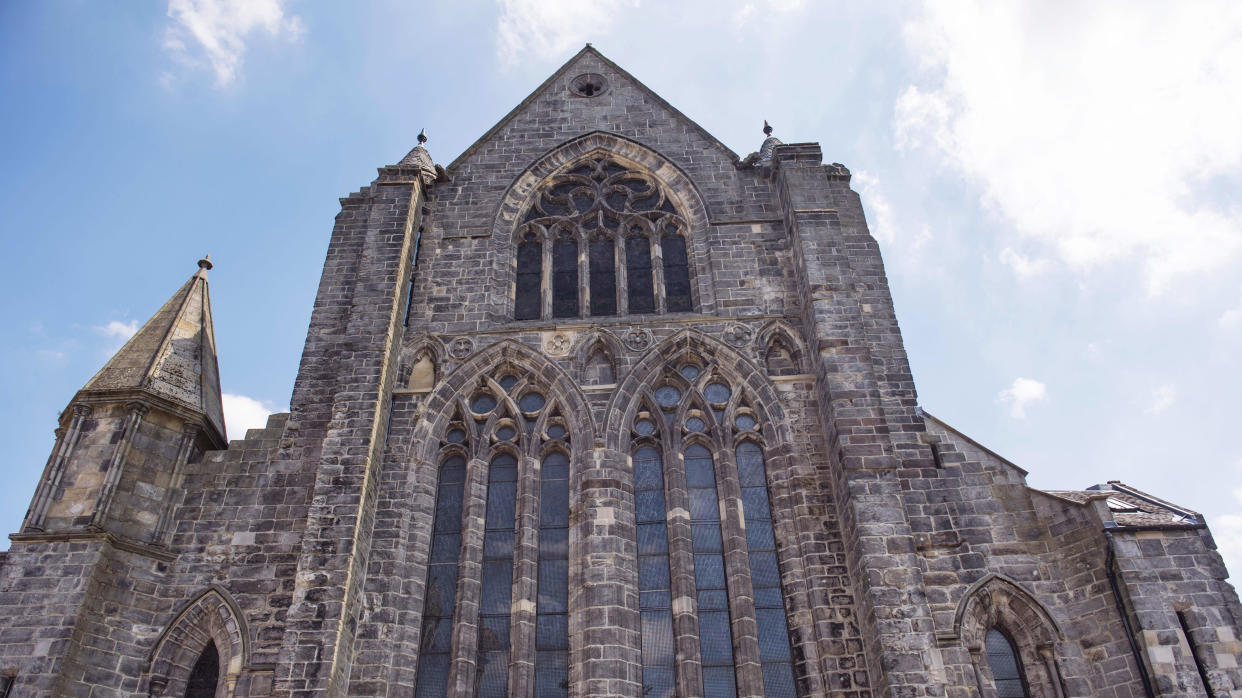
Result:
[80, 257, 226, 445]
[398, 128, 439, 184]
[759, 120, 783, 162]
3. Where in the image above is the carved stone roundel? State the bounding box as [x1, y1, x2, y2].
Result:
[448, 336, 474, 359]
[623, 327, 653, 351]
[723, 322, 754, 348]
[545, 333, 572, 356]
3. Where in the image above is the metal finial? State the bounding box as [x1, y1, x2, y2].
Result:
[417, 128, 428, 144]
[763, 120, 773, 137]
[197, 254, 213, 271]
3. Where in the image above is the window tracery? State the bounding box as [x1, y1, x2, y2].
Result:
[414, 370, 572, 698]
[514, 157, 693, 320]
[627, 361, 797, 697]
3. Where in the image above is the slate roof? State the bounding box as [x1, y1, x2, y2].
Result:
[1042, 481, 1203, 529]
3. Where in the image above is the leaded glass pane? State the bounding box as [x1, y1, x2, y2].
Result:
[692, 523, 723, 553]
[471, 394, 496, 414]
[746, 518, 776, 552]
[702, 667, 737, 697]
[697, 589, 729, 611]
[626, 236, 655, 313]
[539, 527, 568, 558]
[537, 560, 568, 612]
[686, 416, 706, 432]
[679, 364, 701, 380]
[699, 610, 735, 665]
[689, 489, 719, 520]
[589, 238, 617, 316]
[638, 523, 669, 555]
[757, 608, 793, 661]
[642, 668, 676, 698]
[552, 237, 578, 318]
[755, 587, 784, 609]
[655, 385, 681, 407]
[540, 480, 569, 526]
[686, 458, 717, 489]
[536, 615, 569, 650]
[440, 456, 466, 483]
[762, 663, 797, 698]
[479, 615, 510, 651]
[480, 560, 513, 614]
[419, 614, 454, 652]
[703, 382, 731, 404]
[486, 483, 516, 528]
[634, 419, 656, 436]
[519, 392, 545, 412]
[640, 590, 671, 609]
[515, 240, 542, 320]
[446, 428, 467, 444]
[429, 533, 461, 563]
[433, 485, 463, 532]
[735, 414, 757, 431]
[641, 611, 675, 666]
[547, 424, 567, 439]
[986, 629, 1028, 698]
[414, 653, 450, 698]
[741, 487, 771, 518]
[749, 552, 781, 589]
[475, 651, 509, 698]
[634, 457, 664, 491]
[535, 651, 569, 698]
[639, 556, 671, 590]
[736, 442, 766, 486]
[542, 452, 569, 479]
[423, 566, 458, 617]
[661, 233, 692, 312]
[694, 553, 726, 589]
[636, 490, 666, 522]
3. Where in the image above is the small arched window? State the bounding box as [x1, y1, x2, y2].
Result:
[514, 156, 693, 320]
[985, 628, 1030, 698]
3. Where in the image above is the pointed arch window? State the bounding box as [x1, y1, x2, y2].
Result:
[185, 641, 219, 698]
[627, 365, 800, 697]
[415, 376, 571, 698]
[514, 156, 694, 320]
[985, 629, 1030, 698]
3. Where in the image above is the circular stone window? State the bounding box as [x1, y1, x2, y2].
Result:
[570, 73, 607, 98]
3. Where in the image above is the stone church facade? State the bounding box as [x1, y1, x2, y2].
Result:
[1, 47, 1240, 697]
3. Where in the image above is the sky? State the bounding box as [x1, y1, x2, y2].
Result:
[1, 1, 1241, 577]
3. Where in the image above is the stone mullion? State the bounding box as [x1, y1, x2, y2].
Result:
[91, 402, 148, 527]
[615, 235, 629, 316]
[761, 445, 828, 698]
[714, 444, 763, 698]
[661, 439, 704, 698]
[24, 403, 90, 532]
[651, 232, 666, 315]
[570, 447, 641, 698]
[541, 236, 553, 320]
[508, 454, 541, 698]
[577, 234, 589, 319]
[448, 456, 491, 696]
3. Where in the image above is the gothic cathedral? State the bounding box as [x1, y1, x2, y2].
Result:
[2, 47, 1240, 698]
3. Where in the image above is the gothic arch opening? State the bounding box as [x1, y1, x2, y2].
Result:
[147, 587, 247, 698]
[955, 575, 1066, 698]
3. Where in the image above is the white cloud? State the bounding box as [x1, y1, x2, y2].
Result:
[221, 393, 276, 438]
[164, 0, 304, 87]
[853, 170, 899, 246]
[998, 247, 1049, 278]
[496, 0, 638, 65]
[732, 0, 805, 29]
[896, 2, 1242, 294]
[1144, 384, 1177, 415]
[95, 319, 139, 353]
[1220, 297, 1242, 328]
[998, 377, 1047, 418]
[1212, 487, 1242, 581]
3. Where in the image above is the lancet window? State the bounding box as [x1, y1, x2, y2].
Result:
[985, 629, 1030, 698]
[628, 363, 797, 698]
[414, 372, 571, 698]
[514, 156, 694, 320]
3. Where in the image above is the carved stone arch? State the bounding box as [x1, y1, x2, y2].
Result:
[147, 585, 248, 697]
[604, 329, 792, 452]
[757, 320, 808, 377]
[573, 330, 622, 386]
[412, 339, 595, 465]
[489, 131, 716, 317]
[398, 338, 444, 392]
[956, 574, 1068, 698]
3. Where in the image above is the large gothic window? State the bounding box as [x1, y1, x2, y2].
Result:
[628, 363, 797, 697]
[415, 373, 571, 698]
[514, 156, 693, 320]
[985, 629, 1030, 698]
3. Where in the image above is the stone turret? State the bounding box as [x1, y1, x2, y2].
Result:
[20, 257, 226, 545]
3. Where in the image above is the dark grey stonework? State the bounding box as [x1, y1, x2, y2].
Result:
[2, 46, 1241, 698]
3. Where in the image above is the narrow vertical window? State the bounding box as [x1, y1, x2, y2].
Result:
[515, 235, 542, 320]
[737, 442, 796, 697]
[552, 233, 579, 318]
[626, 236, 655, 314]
[985, 628, 1030, 698]
[536, 451, 570, 697]
[685, 443, 736, 697]
[185, 641, 219, 698]
[661, 233, 691, 312]
[415, 455, 468, 698]
[589, 238, 617, 316]
[404, 226, 424, 327]
[477, 454, 518, 698]
[635, 445, 675, 698]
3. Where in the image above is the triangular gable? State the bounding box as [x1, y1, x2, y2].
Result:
[445, 45, 740, 172]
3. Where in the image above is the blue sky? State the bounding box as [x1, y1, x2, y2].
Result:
[2, 1, 1241, 576]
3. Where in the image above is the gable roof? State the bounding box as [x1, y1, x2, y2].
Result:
[445, 45, 740, 172]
